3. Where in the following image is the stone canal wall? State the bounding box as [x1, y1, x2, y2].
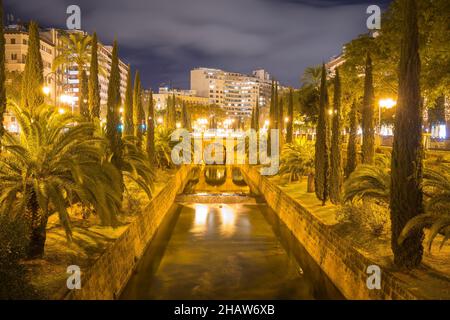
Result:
[241, 165, 419, 300]
[64, 165, 191, 300]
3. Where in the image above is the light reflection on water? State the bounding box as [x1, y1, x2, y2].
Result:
[120, 201, 344, 300]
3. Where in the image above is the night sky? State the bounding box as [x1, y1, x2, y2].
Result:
[5, 0, 392, 90]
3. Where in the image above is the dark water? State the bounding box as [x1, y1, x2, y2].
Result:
[120, 196, 344, 299]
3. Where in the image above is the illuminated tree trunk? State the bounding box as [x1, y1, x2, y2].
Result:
[390, 0, 424, 269]
[329, 69, 342, 204]
[314, 64, 329, 205]
[362, 53, 375, 164]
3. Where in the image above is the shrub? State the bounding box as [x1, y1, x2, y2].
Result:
[337, 200, 390, 237]
[0, 215, 37, 299]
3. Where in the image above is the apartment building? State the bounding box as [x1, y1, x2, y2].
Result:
[4, 24, 129, 127]
[190, 68, 276, 119]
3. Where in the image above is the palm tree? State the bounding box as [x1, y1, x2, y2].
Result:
[0, 103, 122, 258]
[343, 154, 390, 204]
[53, 32, 92, 114]
[154, 127, 174, 169]
[279, 139, 314, 183]
[301, 65, 322, 88]
[399, 165, 450, 251]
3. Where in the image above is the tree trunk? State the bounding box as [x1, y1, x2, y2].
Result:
[307, 173, 315, 193]
[390, 0, 424, 269]
[27, 192, 48, 259]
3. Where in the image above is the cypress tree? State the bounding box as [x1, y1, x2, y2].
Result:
[133, 71, 144, 147]
[279, 97, 284, 146]
[21, 21, 44, 113]
[254, 99, 260, 132]
[0, 0, 5, 150]
[329, 69, 343, 204]
[146, 90, 156, 166]
[286, 88, 294, 143]
[123, 66, 133, 136]
[345, 100, 358, 178]
[79, 70, 89, 118]
[106, 40, 123, 170]
[390, 0, 424, 269]
[166, 93, 177, 130]
[362, 52, 375, 164]
[88, 32, 101, 119]
[181, 101, 191, 130]
[314, 64, 329, 205]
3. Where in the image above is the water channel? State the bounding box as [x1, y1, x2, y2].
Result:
[120, 166, 343, 300]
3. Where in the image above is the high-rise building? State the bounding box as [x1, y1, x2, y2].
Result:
[4, 24, 129, 128]
[190, 67, 277, 119]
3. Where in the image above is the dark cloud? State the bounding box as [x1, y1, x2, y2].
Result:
[5, 0, 392, 89]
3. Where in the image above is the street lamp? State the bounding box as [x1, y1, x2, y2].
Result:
[378, 98, 396, 133]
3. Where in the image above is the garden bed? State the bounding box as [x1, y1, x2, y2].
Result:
[22, 169, 176, 299]
[269, 175, 450, 300]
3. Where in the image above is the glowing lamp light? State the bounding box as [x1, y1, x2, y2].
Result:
[157, 117, 163, 124]
[43, 86, 51, 96]
[176, 122, 181, 129]
[379, 98, 396, 109]
[284, 117, 289, 123]
[119, 107, 124, 113]
[58, 108, 66, 115]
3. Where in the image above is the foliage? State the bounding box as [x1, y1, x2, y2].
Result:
[390, 0, 424, 269]
[154, 127, 175, 169]
[279, 138, 314, 183]
[345, 100, 358, 178]
[337, 201, 390, 237]
[343, 154, 390, 204]
[121, 135, 154, 199]
[0, 214, 37, 299]
[20, 21, 44, 113]
[0, 104, 122, 257]
[123, 66, 133, 136]
[329, 69, 343, 204]
[53, 32, 92, 113]
[146, 90, 156, 165]
[133, 71, 145, 147]
[314, 64, 329, 204]
[399, 165, 450, 251]
[286, 88, 293, 143]
[88, 32, 101, 119]
[105, 40, 123, 170]
[361, 53, 375, 164]
[0, 0, 5, 149]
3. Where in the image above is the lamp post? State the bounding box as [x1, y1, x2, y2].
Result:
[44, 71, 58, 106]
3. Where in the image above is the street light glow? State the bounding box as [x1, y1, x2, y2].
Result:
[379, 98, 396, 109]
[43, 86, 51, 96]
